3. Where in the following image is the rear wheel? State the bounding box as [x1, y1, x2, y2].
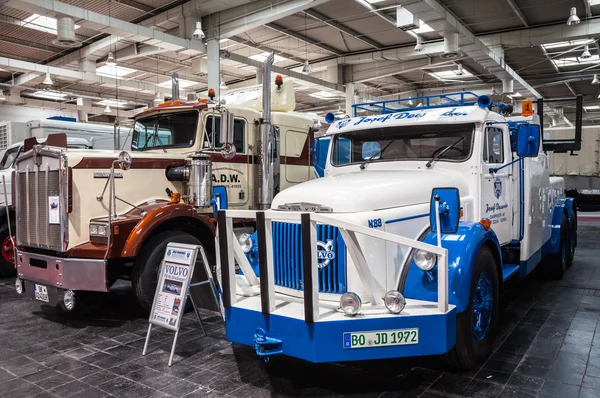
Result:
[0, 222, 16, 277]
[442, 247, 499, 370]
[132, 231, 200, 312]
[567, 210, 577, 267]
[548, 214, 569, 279]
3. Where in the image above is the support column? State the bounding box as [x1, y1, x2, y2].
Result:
[77, 98, 91, 122]
[207, 38, 220, 99]
[345, 83, 355, 117]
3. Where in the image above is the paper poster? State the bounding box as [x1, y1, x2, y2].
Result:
[48, 196, 60, 224]
[150, 261, 192, 330]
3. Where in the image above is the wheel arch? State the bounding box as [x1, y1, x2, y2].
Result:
[403, 221, 502, 313]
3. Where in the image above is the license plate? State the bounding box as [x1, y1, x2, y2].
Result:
[34, 284, 49, 302]
[343, 328, 419, 349]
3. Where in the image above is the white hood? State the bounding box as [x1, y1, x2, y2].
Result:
[272, 169, 468, 213]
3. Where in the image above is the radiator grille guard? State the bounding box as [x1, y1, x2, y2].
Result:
[272, 221, 346, 294]
[15, 148, 68, 252]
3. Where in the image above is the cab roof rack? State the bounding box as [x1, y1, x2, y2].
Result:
[352, 91, 481, 117]
[538, 95, 583, 154]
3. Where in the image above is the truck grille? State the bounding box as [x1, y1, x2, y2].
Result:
[273, 222, 347, 294]
[16, 152, 66, 251]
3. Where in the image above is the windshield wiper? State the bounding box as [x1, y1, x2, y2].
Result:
[151, 121, 167, 153]
[360, 139, 396, 170]
[425, 137, 466, 168]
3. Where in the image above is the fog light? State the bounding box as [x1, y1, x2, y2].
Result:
[384, 290, 406, 314]
[15, 278, 23, 295]
[340, 292, 361, 316]
[63, 290, 76, 311]
[414, 249, 436, 271]
[238, 233, 253, 253]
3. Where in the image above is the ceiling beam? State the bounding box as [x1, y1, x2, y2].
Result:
[343, 57, 463, 83]
[304, 9, 382, 50]
[227, 36, 306, 64]
[504, 0, 529, 27]
[266, 22, 341, 55]
[203, 0, 332, 40]
[114, 0, 154, 13]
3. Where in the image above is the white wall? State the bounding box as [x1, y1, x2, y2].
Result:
[0, 103, 78, 123]
[546, 126, 600, 176]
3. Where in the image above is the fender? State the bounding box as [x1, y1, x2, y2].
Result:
[121, 202, 215, 257]
[403, 221, 502, 313]
[544, 197, 573, 255]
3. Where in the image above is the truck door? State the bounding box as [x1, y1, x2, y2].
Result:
[481, 126, 513, 245]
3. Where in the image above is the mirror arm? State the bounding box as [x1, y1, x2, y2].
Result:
[489, 156, 525, 174]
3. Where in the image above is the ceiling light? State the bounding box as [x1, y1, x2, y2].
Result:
[584, 105, 600, 110]
[105, 52, 117, 67]
[96, 64, 137, 79]
[407, 99, 414, 106]
[567, 7, 581, 25]
[302, 59, 312, 74]
[104, 104, 111, 113]
[220, 80, 227, 90]
[582, 44, 592, 59]
[414, 35, 424, 52]
[43, 72, 54, 85]
[454, 64, 464, 76]
[32, 90, 67, 100]
[249, 52, 288, 63]
[193, 21, 205, 39]
[593, 74, 600, 84]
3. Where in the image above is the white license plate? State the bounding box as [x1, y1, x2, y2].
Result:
[34, 284, 49, 302]
[343, 328, 419, 349]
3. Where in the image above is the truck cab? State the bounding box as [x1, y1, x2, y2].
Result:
[218, 92, 577, 368]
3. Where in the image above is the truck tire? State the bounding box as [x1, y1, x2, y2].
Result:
[0, 222, 16, 277]
[548, 214, 569, 279]
[442, 246, 499, 370]
[132, 231, 200, 312]
[567, 210, 577, 267]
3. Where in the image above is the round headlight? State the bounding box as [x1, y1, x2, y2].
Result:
[15, 278, 23, 295]
[238, 233, 253, 253]
[414, 249, 436, 271]
[63, 290, 76, 311]
[340, 292, 361, 316]
[384, 290, 406, 314]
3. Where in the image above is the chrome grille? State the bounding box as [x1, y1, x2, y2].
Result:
[16, 149, 66, 252]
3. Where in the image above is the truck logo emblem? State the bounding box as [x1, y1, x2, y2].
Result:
[317, 240, 335, 269]
[494, 178, 502, 199]
[93, 172, 123, 178]
[336, 119, 350, 128]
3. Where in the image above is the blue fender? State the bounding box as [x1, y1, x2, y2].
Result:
[564, 197, 576, 222]
[403, 222, 502, 314]
[544, 197, 574, 255]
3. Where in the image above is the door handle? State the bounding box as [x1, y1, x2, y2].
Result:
[484, 173, 511, 179]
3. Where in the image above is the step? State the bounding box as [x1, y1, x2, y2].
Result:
[501, 263, 520, 281]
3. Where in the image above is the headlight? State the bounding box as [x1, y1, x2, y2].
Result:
[340, 292, 361, 316]
[90, 223, 109, 237]
[414, 249, 436, 271]
[384, 290, 406, 314]
[15, 278, 23, 295]
[238, 233, 253, 253]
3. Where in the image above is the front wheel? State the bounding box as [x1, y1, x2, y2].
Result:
[0, 222, 16, 277]
[548, 213, 569, 279]
[442, 246, 499, 370]
[132, 231, 201, 312]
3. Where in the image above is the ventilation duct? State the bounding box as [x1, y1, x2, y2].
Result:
[440, 32, 462, 59]
[502, 79, 514, 95]
[52, 16, 81, 48]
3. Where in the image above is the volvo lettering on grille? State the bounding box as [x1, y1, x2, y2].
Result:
[317, 240, 335, 269]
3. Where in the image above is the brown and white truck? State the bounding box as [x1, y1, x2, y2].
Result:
[12, 55, 319, 311]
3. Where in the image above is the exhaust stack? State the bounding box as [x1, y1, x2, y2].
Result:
[258, 53, 280, 210]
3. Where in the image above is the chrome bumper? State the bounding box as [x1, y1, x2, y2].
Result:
[16, 250, 108, 292]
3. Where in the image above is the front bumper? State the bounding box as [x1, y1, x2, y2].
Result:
[16, 250, 108, 292]
[225, 295, 457, 363]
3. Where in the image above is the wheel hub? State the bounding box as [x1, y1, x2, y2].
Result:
[472, 272, 493, 341]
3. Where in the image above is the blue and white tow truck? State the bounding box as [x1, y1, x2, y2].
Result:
[215, 92, 578, 369]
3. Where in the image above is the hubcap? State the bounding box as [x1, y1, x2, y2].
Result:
[472, 272, 494, 341]
[1, 234, 15, 264]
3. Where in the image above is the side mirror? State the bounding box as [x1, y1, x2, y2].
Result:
[430, 187, 460, 234]
[219, 108, 236, 160]
[211, 186, 228, 218]
[117, 151, 132, 170]
[516, 123, 540, 157]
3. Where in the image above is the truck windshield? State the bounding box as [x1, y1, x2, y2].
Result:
[331, 123, 475, 166]
[0, 146, 20, 169]
[132, 111, 198, 151]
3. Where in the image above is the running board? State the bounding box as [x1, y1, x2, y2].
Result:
[502, 263, 520, 281]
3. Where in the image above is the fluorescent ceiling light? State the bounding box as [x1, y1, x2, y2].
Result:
[21, 14, 79, 34]
[428, 69, 473, 80]
[542, 39, 594, 50]
[364, 0, 386, 3]
[584, 105, 600, 111]
[249, 52, 287, 63]
[159, 78, 200, 88]
[98, 99, 129, 108]
[309, 91, 344, 100]
[508, 92, 522, 98]
[96, 65, 137, 79]
[31, 90, 68, 100]
[551, 54, 600, 68]
[589, 0, 600, 5]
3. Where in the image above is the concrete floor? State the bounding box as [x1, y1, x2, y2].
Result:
[1, 218, 600, 397]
